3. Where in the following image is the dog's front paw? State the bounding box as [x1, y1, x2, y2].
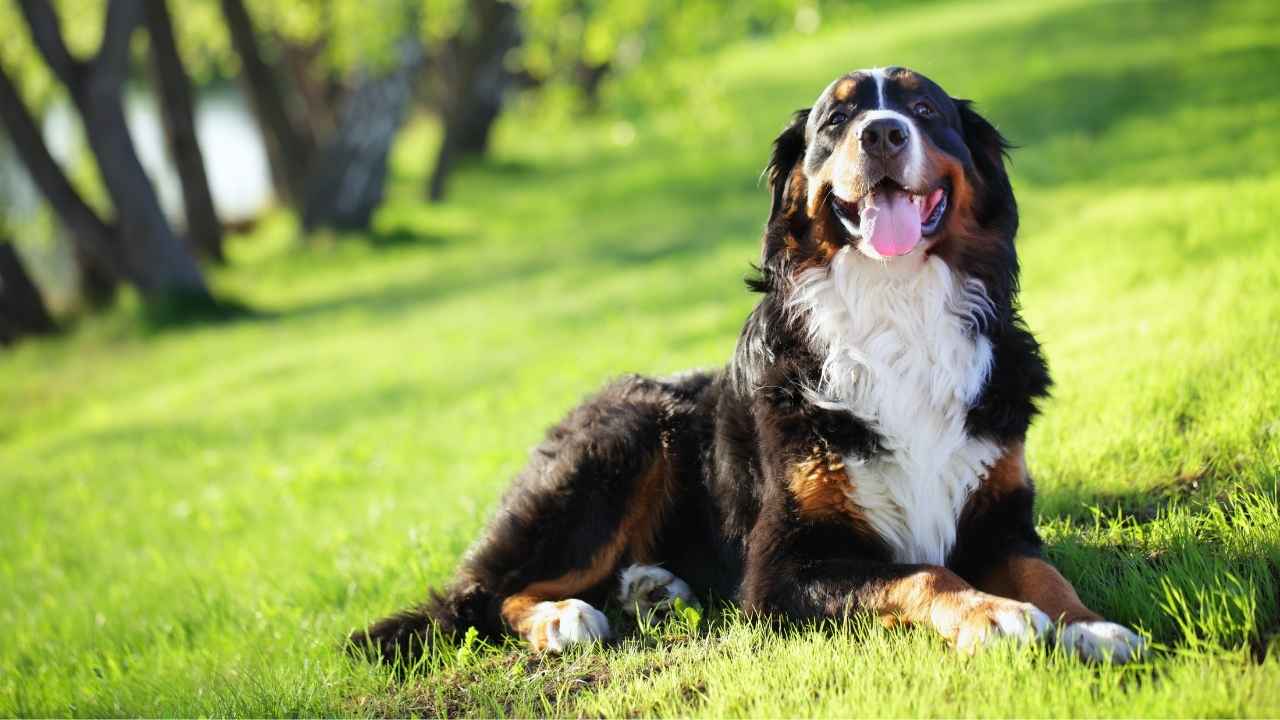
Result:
[618, 564, 699, 616]
[1058, 620, 1146, 663]
[942, 593, 1053, 654]
[524, 599, 610, 653]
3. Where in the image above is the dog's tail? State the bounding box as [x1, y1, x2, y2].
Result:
[347, 581, 502, 667]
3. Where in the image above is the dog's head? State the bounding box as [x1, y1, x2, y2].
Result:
[764, 67, 1017, 287]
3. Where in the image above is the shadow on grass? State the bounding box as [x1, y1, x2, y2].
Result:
[365, 226, 450, 250]
[1041, 483, 1280, 658]
[280, 259, 544, 320]
[136, 291, 261, 333]
[377, 600, 738, 718]
[282, 173, 760, 322]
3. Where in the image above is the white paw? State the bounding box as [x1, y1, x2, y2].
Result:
[1058, 621, 1146, 663]
[989, 603, 1055, 645]
[978, 601, 1054, 647]
[617, 564, 699, 616]
[526, 599, 610, 653]
[952, 597, 1053, 653]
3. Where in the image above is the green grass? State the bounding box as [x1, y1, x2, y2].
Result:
[3, 0, 1280, 715]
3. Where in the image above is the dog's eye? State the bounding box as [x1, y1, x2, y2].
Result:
[828, 111, 849, 127]
[912, 101, 936, 119]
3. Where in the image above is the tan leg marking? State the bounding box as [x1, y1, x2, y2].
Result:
[501, 455, 673, 649]
[980, 555, 1146, 662]
[865, 566, 1051, 654]
[978, 555, 1102, 625]
[970, 446, 1145, 662]
[968, 444, 1100, 625]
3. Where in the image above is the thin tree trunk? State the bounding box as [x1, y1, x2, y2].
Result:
[18, 0, 210, 300]
[0, 64, 124, 288]
[74, 243, 117, 308]
[145, 0, 224, 264]
[428, 109, 501, 203]
[219, 0, 314, 208]
[282, 39, 340, 143]
[0, 240, 56, 345]
[427, 0, 521, 202]
[302, 43, 423, 231]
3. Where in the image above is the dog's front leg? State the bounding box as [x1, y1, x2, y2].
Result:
[740, 498, 1052, 654]
[976, 553, 1146, 662]
[951, 444, 1146, 662]
[740, 391, 1050, 653]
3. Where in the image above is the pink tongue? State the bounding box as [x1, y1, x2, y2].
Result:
[860, 190, 921, 257]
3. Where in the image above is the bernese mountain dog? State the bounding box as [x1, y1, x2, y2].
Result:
[353, 67, 1145, 664]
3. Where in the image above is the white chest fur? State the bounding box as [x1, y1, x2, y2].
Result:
[787, 248, 1000, 565]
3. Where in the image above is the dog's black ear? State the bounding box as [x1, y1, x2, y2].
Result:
[957, 99, 1020, 314]
[766, 109, 810, 223]
[957, 99, 1017, 234]
[957, 100, 1013, 201]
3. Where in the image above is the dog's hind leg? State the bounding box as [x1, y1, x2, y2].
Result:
[353, 375, 705, 659]
[475, 376, 694, 652]
[494, 449, 676, 652]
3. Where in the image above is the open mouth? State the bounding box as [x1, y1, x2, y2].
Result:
[831, 179, 949, 257]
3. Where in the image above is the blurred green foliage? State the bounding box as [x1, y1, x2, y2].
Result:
[2, 1, 870, 110]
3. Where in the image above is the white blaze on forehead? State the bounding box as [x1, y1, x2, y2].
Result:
[862, 67, 889, 108]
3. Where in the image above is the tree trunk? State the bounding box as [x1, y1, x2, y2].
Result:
[0, 63, 125, 299]
[145, 0, 224, 264]
[282, 39, 341, 143]
[426, 0, 521, 202]
[220, 0, 314, 208]
[74, 89, 209, 296]
[74, 243, 118, 308]
[301, 43, 423, 231]
[428, 100, 504, 203]
[0, 240, 56, 345]
[17, 0, 210, 301]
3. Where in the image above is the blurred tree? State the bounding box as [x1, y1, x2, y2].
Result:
[1, 1, 117, 309]
[219, 0, 315, 210]
[145, 0, 225, 263]
[520, 0, 635, 110]
[0, 234, 56, 345]
[301, 42, 425, 230]
[74, 244, 119, 308]
[0, 64, 125, 301]
[519, 0, 816, 109]
[8, 0, 211, 302]
[424, 0, 522, 202]
[280, 39, 341, 145]
[218, 0, 424, 230]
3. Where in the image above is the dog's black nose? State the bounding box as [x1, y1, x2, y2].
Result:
[859, 117, 910, 159]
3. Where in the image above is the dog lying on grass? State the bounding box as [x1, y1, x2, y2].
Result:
[352, 67, 1145, 664]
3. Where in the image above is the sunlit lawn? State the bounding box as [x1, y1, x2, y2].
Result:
[2, 0, 1279, 715]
